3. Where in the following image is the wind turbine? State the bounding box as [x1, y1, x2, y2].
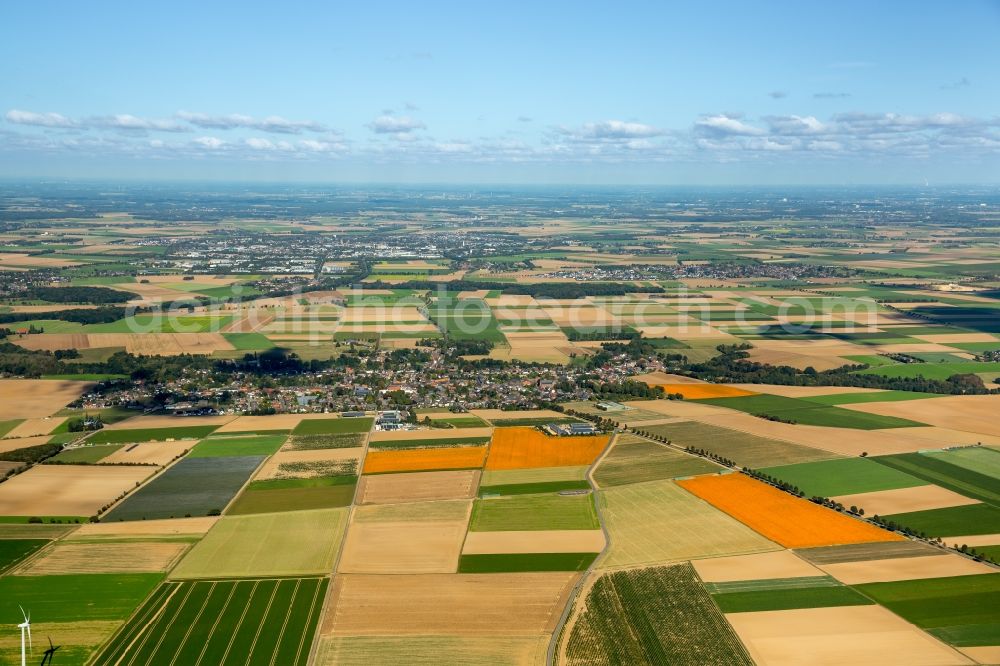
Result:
[17, 605, 31, 666]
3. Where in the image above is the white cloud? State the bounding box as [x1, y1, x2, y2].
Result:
[694, 114, 764, 136]
[5, 109, 78, 128]
[298, 139, 346, 153]
[91, 114, 189, 132]
[367, 115, 426, 134]
[177, 111, 326, 134]
[766, 115, 826, 135]
[194, 136, 223, 149]
[563, 120, 664, 141]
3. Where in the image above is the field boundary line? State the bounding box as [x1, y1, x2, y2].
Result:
[244, 573, 283, 662]
[88, 582, 180, 666]
[218, 579, 261, 664]
[547, 430, 616, 666]
[293, 579, 324, 665]
[129, 581, 198, 666]
[168, 581, 217, 666]
[192, 581, 238, 666]
[217, 451, 272, 517]
[266, 578, 302, 666]
[306, 423, 373, 666]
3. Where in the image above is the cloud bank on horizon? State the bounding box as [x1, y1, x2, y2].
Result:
[0, 1, 997, 183]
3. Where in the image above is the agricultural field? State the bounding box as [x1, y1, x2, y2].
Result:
[363, 445, 488, 474]
[872, 451, 1000, 506]
[320, 572, 579, 636]
[695, 393, 928, 430]
[227, 475, 358, 513]
[725, 604, 973, 666]
[102, 456, 264, 521]
[357, 469, 479, 504]
[188, 433, 286, 457]
[857, 574, 1000, 647]
[170, 508, 348, 578]
[592, 435, 722, 487]
[0, 465, 154, 519]
[599, 479, 780, 568]
[484, 427, 609, 470]
[677, 473, 904, 548]
[640, 420, 836, 468]
[0, 572, 163, 664]
[91, 577, 328, 666]
[0, 379, 94, 419]
[469, 493, 601, 532]
[561, 563, 754, 665]
[707, 576, 874, 612]
[759, 457, 927, 498]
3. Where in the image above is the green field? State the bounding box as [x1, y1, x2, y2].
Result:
[170, 508, 348, 578]
[478, 479, 591, 496]
[222, 332, 276, 350]
[480, 465, 589, 487]
[188, 434, 286, 458]
[92, 577, 328, 666]
[801, 390, 941, 406]
[0, 572, 162, 622]
[882, 503, 1000, 537]
[0, 538, 48, 573]
[427, 415, 489, 428]
[227, 476, 357, 514]
[642, 421, 835, 468]
[103, 456, 265, 521]
[0, 419, 22, 437]
[593, 438, 722, 487]
[368, 435, 491, 450]
[286, 432, 367, 450]
[856, 574, 1000, 646]
[428, 297, 506, 342]
[52, 406, 138, 431]
[760, 458, 926, 498]
[458, 552, 598, 573]
[697, 394, 926, 429]
[469, 493, 600, 531]
[83, 313, 235, 334]
[485, 416, 584, 426]
[40, 372, 129, 381]
[564, 563, 754, 665]
[292, 416, 373, 435]
[922, 447, 1000, 482]
[858, 361, 1000, 380]
[709, 577, 873, 612]
[872, 453, 1000, 506]
[87, 424, 220, 444]
[45, 443, 124, 463]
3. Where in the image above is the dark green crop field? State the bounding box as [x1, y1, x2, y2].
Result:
[564, 563, 754, 665]
[103, 456, 265, 521]
[92, 577, 328, 665]
[856, 574, 1000, 646]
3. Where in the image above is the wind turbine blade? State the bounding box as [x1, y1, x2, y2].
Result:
[27, 624, 31, 653]
[18, 605, 26, 622]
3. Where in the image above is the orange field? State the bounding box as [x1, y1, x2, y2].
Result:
[484, 427, 609, 470]
[655, 383, 757, 399]
[362, 446, 488, 474]
[676, 473, 904, 548]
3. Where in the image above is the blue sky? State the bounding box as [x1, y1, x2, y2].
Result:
[1, 0, 998, 184]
